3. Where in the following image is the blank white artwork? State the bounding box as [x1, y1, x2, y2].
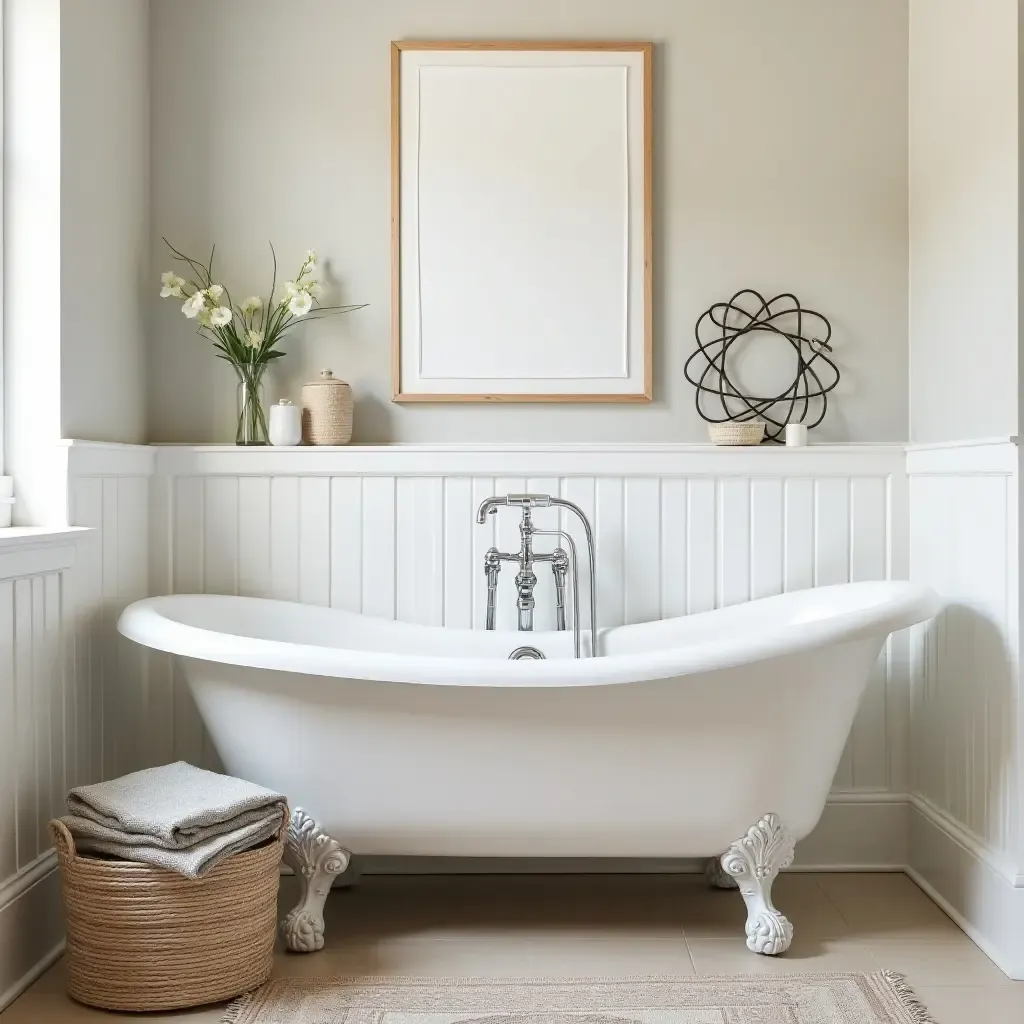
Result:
[417, 65, 627, 380]
[397, 47, 648, 397]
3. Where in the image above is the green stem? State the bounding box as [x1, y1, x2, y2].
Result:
[235, 363, 269, 445]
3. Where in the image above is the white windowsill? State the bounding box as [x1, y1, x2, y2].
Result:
[0, 526, 92, 549]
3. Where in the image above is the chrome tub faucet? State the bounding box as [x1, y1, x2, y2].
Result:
[475, 494, 597, 657]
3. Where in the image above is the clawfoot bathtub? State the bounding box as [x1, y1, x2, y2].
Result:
[118, 580, 940, 956]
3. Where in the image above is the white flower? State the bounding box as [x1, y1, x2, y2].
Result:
[245, 328, 264, 348]
[305, 280, 324, 300]
[280, 280, 299, 305]
[160, 271, 185, 298]
[182, 291, 206, 319]
[197, 308, 213, 328]
[304, 249, 317, 270]
[207, 284, 225, 301]
[288, 289, 313, 317]
[241, 295, 262, 315]
[209, 305, 233, 327]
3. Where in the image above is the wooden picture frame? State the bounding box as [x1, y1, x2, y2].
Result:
[391, 40, 653, 403]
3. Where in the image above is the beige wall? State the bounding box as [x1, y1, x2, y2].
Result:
[60, 0, 149, 444]
[909, 0, 1020, 442]
[149, 0, 909, 444]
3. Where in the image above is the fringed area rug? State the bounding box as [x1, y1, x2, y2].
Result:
[223, 973, 935, 1024]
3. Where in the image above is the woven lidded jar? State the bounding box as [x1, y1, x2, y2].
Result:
[50, 818, 282, 1012]
[301, 369, 353, 445]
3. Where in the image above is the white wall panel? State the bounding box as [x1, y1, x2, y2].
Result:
[905, 438, 1023, 980]
[443, 478, 473, 629]
[396, 478, 444, 627]
[270, 477, 300, 603]
[170, 475, 205, 770]
[361, 477, 396, 620]
[0, 582, 15, 883]
[814, 479, 850, 587]
[718, 478, 750, 608]
[238, 477, 272, 600]
[595, 477, 625, 629]
[298, 478, 331, 608]
[850, 477, 890, 791]
[203, 476, 238, 595]
[0, 551, 74, 879]
[624, 478, 661, 626]
[660, 479, 687, 618]
[908, 441, 1020, 866]
[687, 478, 717, 614]
[329, 477, 362, 613]
[751, 479, 784, 600]
[153, 445, 906, 797]
[784, 478, 815, 592]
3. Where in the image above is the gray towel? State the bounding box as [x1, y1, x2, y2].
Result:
[60, 761, 287, 878]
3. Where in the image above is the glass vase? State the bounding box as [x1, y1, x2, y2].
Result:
[235, 365, 269, 446]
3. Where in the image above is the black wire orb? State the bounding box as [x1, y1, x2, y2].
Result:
[685, 289, 840, 443]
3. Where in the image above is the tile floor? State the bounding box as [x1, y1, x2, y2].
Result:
[4, 872, 1022, 1022]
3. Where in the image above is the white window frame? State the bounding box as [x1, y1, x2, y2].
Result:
[0, 4, 11, 526]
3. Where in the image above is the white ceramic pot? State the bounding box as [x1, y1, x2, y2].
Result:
[268, 400, 302, 446]
[785, 423, 809, 447]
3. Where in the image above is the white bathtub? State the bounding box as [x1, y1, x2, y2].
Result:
[118, 580, 939, 955]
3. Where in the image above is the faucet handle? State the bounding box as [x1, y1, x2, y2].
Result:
[506, 494, 552, 508]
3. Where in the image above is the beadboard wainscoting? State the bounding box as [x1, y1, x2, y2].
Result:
[0, 532, 83, 1007]
[65, 442, 155, 783]
[150, 443, 911, 868]
[0, 443, 155, 1012]
[906, 438, 1024, 980]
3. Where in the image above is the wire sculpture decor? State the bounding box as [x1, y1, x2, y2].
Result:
[685, 289, 840, 443]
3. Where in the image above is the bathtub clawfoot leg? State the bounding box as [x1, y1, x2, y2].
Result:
[719, 813, 795, 955]
[280, 808, 351, 953]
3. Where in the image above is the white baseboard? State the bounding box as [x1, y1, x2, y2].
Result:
[793, 794, 909, 870]
[358, 797, 910, 875]
[908, 800, 1024, 981]
[0, 858, 64, 1012]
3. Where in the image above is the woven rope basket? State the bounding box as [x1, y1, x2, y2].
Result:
[302, 368, 353, 445]
[50, 818, 283, 1012]
[707, 421, 766, 446]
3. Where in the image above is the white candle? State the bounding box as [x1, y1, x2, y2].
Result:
[786, 423, 808, 447]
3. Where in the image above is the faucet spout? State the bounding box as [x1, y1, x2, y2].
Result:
[475, 496, 505, 524]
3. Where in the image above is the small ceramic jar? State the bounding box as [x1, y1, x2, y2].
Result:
[301, 369, 353, 445]
[785, 423, 809, 447]
[268, 399, 302, 446]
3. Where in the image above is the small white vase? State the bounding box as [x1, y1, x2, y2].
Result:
[269, 399, 302, 446]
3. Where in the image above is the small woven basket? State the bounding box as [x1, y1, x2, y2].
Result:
[50, 818, 283, 1012]
[302, 368, 353, 445]
[708, 421, 766, 446]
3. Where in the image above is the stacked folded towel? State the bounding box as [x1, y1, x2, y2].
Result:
[60, 761, 287, 879]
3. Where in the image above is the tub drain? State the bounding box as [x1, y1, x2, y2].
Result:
[509, 646, 545, 660]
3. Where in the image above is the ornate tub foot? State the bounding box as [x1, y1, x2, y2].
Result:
[280, 808, 351, 953]
[718, 813, 795, 955]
